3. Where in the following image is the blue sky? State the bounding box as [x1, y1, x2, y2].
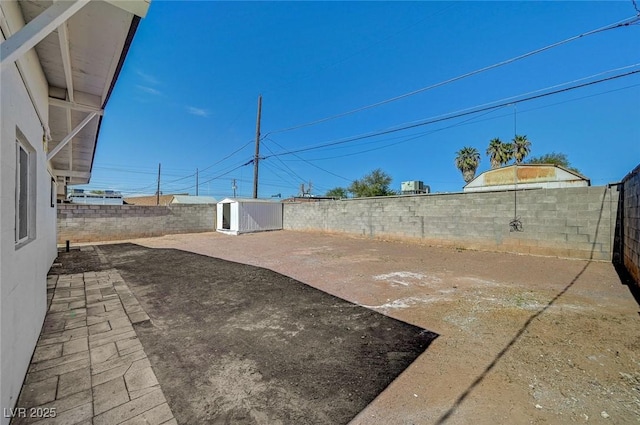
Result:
[82, 1, 640, 198]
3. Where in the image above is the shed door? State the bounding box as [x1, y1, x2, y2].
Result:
[222, 203, 231, 230]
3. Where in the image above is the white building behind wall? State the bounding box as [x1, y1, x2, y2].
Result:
[217, 198, 283, 235]
[0, 1, 149, 420]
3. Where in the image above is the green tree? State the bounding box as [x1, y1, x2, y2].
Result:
[455, 146, 481, 183]
[348, 169, 396, 198]
[326, 187, 348, 199]
[527, 152, 580, 174]
[512, 134, 531, 164]
[90, 190, 105, 194]
[486, 138, 512, 168]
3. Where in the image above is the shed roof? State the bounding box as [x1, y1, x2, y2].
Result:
[218, 198, 282, 204]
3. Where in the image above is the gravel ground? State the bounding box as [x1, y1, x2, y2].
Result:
[119, 230, 640, 425]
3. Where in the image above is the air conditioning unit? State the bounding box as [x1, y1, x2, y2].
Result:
[401, 181, 420, 192]
[401, 181, 430, 194]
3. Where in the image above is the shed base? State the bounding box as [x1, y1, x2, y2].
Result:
[216, 229, 239, 236]
[216, 228, 282, 236]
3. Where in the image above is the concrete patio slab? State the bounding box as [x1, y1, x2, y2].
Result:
[10, 247, 176, 425]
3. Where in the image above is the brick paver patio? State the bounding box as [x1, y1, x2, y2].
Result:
[11, 266, 175, 425]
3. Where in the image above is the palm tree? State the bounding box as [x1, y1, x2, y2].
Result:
[512, 134, 531, 164]
[486, 138, 509, 168]
[455, 146, 481, 183]
[503, 142, 514, 165]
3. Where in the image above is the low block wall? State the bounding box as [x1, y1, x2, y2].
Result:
[57, 204, 216, 243]
[283, 186, 619, 261]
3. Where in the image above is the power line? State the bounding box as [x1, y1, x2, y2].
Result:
[160, 140, 254, 189]
[119, 180, 161, 194]
[88, 76, 639, 195]
[386, 63, 640, 132]
[265, 15, 640, 136]
[94, 163, 192, 173]
[92, 140, 254, 193]
[198, 140, 253, 173]
[290, 107, 508, 163]
[260, 161, 303, 189]
[261, 142, 308, 183]
[265, 137, 362, 183]
[196, 157, 252, 182]
[293, 81, 640, 162]
[92, 166, 178, 177]
[263, 68, 640, 159]
[171, 160, 253, 193]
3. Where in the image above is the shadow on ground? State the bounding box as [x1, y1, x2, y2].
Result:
[94, 243, 438, 425]
[614, 262, 640, 309]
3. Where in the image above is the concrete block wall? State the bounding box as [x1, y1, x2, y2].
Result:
[283, 186, 619, 261]
[620, 164, 640, 283]
[57, 204, 216, 243]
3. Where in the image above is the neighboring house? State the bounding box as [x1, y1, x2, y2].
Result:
[464, 164, 590, 192]
[68, 189, 124, 205]
[0, 1, 149, 420]
[123, 194, 217, 206]
[124, 194, 184, 206]
[170, 195, 217, 204]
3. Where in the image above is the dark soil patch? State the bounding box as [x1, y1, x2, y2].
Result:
[98, 243, 438, 424]
[49, 246, 111, 275]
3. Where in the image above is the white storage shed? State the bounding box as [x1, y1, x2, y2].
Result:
[217, 198, 283, 235]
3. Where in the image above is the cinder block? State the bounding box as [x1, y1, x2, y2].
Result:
[566, 233, 590, 243]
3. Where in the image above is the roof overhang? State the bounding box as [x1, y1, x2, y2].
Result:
[1, 0, 149, 186]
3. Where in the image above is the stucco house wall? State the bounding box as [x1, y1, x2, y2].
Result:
[0, 2, 58, 416]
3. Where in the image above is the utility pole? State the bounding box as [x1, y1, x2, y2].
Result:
[513, 104, 518, 221]
[196, 168, 199, 196]
[252, 94, 262, 199]
[232, 179, 237, 198]
[156, 163, 161, 206]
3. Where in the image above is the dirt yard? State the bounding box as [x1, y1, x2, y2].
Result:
[113, 230, 639, 425]
[96, 243, 437, 424]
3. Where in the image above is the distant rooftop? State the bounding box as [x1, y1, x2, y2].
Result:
[124, 194, 217, 205]
[171, 195, 217, 204]
[464, 164, 590, 193]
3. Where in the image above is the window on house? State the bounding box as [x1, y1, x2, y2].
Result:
[51, 177, 56, 207]
[15, 133, 35, 246]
